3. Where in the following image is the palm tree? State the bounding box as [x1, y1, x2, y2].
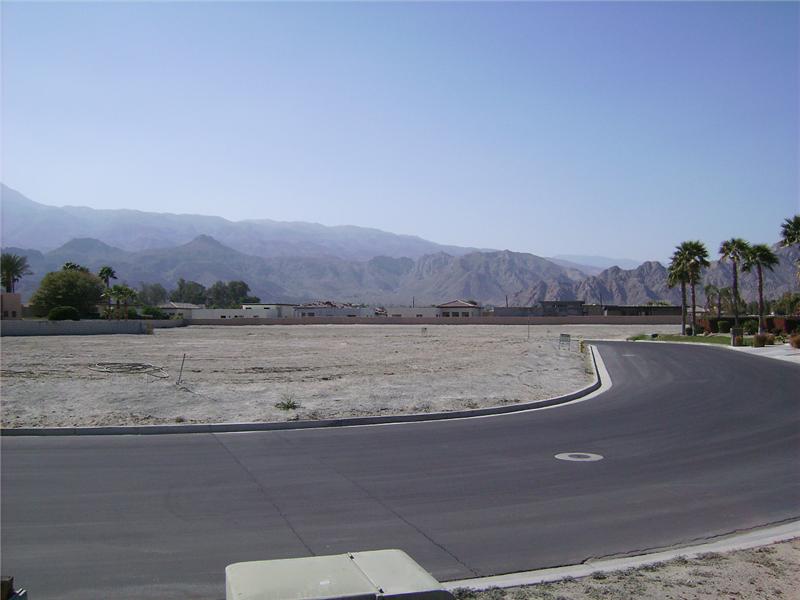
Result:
[121, 286, 137, 320]
[98, 266, 117, 313]
[743, 244, 779, 334]
[108, 284, 125, 320]
[718, 238, 751, 329]
[1, 253, 32, 293]
[680, 241, 710, 335]
[62, 262, 89, 272]
[781, 215, 800, 246]
[667, 246, 690, 335]
[781, 215, 800, 284]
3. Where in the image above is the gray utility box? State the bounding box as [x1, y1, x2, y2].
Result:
[226, 549, 454, 600]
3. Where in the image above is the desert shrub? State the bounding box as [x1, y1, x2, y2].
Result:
[275, 392, 299, 410]
[47, 306, 80, 321]
[753, 334, 767, 348]
[718, 320, 731, 333]
[790, 335, 800, 349]
[141, 306, 169, 320]
[742, 319, 758, 335]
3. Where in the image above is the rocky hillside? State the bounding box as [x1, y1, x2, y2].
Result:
[6, 235, 797, 307]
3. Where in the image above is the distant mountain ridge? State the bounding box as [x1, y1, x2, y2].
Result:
[2, 185, 797, 306]
[0, 183, 487, 260]
[5, 234, 798, 307]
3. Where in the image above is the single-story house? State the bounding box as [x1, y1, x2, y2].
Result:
[157, 302, 204, 318]
[437, 300, 482, 318]
[384, 306, 441, 318]
[241, 303, 296, 318]
[294, 302, 378, 318]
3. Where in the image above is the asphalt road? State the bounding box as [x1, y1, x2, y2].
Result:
[2, 342, 799, 599]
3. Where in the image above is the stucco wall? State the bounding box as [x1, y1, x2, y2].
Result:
[188, 315, 682, 326]
[0, 320, 151, 336]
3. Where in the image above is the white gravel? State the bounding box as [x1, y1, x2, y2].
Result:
[0, 324, 679, 428]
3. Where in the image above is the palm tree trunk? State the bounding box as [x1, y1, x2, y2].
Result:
[115, 299, 121, 321]
[757, 265, 765, 335]
[691, 283, 697, 335]
[732, 261, 739, 328]
[681, 281, 687, 335]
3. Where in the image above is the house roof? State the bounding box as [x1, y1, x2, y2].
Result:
[158, 302, 204, 309]
[437, 300, 480, 309]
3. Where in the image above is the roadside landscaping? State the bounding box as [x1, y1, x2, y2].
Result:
[628, 331, 800, 349]
[453, 538, 799, 600]
[628, 333, 753, 346]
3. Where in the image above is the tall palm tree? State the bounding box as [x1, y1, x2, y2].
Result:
[781, 215, 800, 284]
[680, 241, 710, 335]
[1, 253, 32, 293]
[667, 246, 690, 335]
[743, 244, 779, 334]
[718, 238, 751, 329]
[98, 266, 117, 313]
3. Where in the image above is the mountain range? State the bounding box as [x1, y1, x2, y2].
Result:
[2, 184, 798, 306]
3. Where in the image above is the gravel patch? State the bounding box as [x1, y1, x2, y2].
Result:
[1, 324, 678, 428]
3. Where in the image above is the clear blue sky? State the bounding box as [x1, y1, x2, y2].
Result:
[2, 1, 798, 262]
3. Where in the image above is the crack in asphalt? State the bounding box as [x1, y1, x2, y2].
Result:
[275, 431, 480, 578]
[212, 433, 316, 556]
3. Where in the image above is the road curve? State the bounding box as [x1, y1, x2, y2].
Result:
[2, 342, 798, 599]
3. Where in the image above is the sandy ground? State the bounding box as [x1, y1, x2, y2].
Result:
[0, 324, 679, 428]
[455, 538, 800, 600]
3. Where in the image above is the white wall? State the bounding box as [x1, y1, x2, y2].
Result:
[384, 307, 441, 318]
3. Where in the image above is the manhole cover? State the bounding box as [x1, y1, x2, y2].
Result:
[554, 452, 604, 462]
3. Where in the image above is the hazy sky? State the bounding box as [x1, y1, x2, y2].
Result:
[2, 1, 798, 261]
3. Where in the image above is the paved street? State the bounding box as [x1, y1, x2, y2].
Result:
[2, 342, 798, 599]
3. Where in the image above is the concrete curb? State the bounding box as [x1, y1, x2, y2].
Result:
[444, 519, 800, 590]
[1, 345, 606, 437]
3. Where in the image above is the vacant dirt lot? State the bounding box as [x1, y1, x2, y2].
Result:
[1, 324, 678, 428]
[456, 538, 799, 600]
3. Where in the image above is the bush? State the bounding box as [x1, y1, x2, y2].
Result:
[31, 270, 105, 317]
[685, 325, 693, 336]
[733, 335, 744, 347]
[742, 320, 758, 335]
[753, 334, 767, 348]
[765, 333, 775, 345]
[141, 306, 169, 320]
[47, 306, 80, 321]
[718, 320, 731, 333]
[790, 335, 800, 349]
